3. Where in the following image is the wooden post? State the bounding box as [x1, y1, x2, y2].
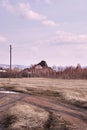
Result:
[10, 45, 12, 72]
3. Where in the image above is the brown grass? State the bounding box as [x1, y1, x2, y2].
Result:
[2, 102, 49, 130]
[1, 78, 84, 129]
[0, 78, 87, 108]
[1, 103, 73, 130]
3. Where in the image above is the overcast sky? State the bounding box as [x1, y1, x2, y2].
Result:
[0, 0, 87, 66]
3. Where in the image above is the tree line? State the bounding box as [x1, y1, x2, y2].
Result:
[0, 64, 87, 79]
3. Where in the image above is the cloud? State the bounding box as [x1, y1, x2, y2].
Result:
[0, 0, 58, 27]
[35, 0, 52, 4]
[18, 3, 46, 20]
[0, 0, 15, 13]
[44, 0, 51, 4]
[18, 2, 58, 26]
[0, 35, 7, 43]
[54, 31, 87, 43]
[42, 20, 58, 26]
[34, 31, 87, 47]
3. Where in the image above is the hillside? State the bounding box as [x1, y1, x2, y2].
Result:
[22, 60, 56, 77]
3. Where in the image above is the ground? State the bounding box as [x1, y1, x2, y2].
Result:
[0, 78, 87, 130]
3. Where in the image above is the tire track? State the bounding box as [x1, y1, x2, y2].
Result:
[0, 93, 87, 130]
[22, 96, 87, 130]
[0, 94, 26, 112]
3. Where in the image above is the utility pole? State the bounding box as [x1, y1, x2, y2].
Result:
[10, 45, 12, 72]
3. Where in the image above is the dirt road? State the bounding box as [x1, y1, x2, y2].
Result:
[0, 92, 87, 130]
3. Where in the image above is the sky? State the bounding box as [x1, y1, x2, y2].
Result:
[0, 0, 87, 66]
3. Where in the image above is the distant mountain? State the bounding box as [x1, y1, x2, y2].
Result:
[0, 63, 66, 71]
[0, 64, 29, 69]
[52, 66, 66, 71]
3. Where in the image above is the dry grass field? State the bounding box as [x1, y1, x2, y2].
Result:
[0, 78, 87, 108]
[0, 78, 87, 130]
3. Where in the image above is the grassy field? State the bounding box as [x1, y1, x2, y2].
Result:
[0, 78, 87, 130]
[0, 78, 87, 108]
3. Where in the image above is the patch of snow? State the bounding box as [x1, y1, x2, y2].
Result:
[0, 91, 19, 94]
